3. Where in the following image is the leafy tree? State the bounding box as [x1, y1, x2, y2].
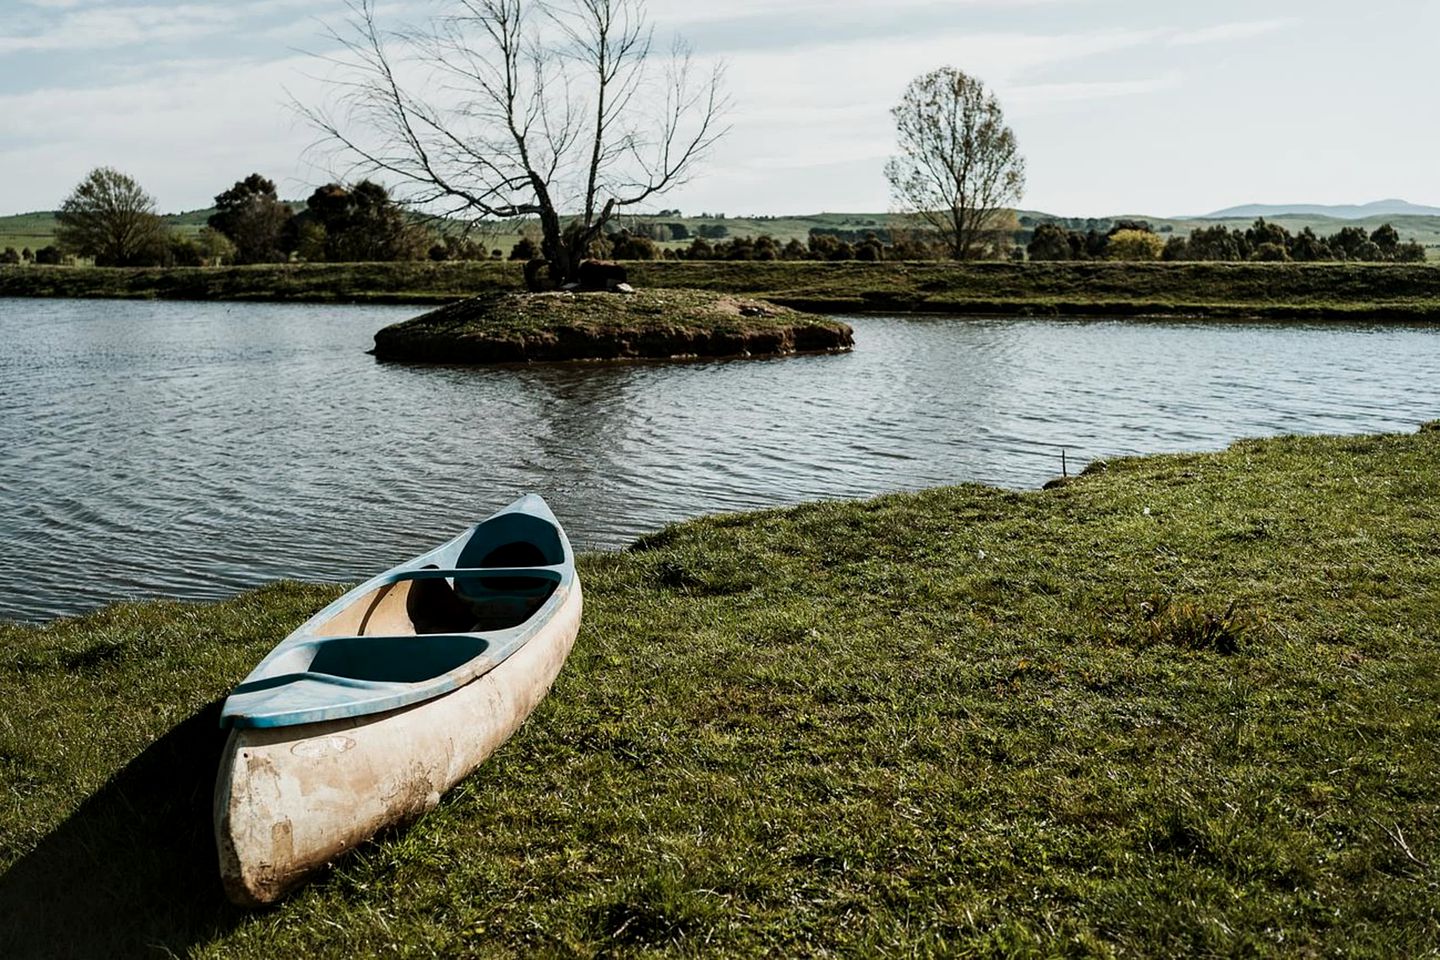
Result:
[1026, 223, 1072, 261]
[609, 231, 659, 260]
[509, 237, 540, 261]
[55, 167, 169, 266]
[1082, 229, 1108, 259]
[1250, 242, 1289, 262]
[1396, 241, 1427, 263]
[300, 181, 429, 262]
[195, 226, 237, 265]
[780, 238, 808, 260]
[1105, 229, 1165, 261]
[753, 234, 781, 261]
[1245, 218, 1289, 250]
[685, 237, 714, 259]
[854, 233, 884, 261]
[808, 233, 846, 259]
[1370, 223, 1401, 258]
[208, 174, 293, 263]
[1107, 219, 1153, 236]
[1352, 239, 1384, 262]
[1186, 225, 1244, 261]
[1328, 226, 1370, 260]
[1287, 227, 1331, 262]
[886, 67, 1025, 259]
[167, 235, 207, 267]
[303, 0, 727, 285]
[1161, 236, 1189, 261]
[724, 236, 755, 260]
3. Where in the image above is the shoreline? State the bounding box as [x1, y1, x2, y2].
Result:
[3, 260, 1440, 321]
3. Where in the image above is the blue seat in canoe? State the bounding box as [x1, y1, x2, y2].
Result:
[452, 511, 564, 623]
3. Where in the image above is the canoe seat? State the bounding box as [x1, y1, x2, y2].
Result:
[306, 632, 491, 684]
[406, 569, 476, 635]
[377, 565, 562, 632]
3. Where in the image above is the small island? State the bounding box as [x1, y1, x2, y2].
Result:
[371, 287, 854, 363]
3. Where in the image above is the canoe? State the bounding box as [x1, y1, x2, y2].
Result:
[213, 494, 582, 906]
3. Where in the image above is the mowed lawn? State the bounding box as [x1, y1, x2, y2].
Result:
[1, 427, 1438, 956]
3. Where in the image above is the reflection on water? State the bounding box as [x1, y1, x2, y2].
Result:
[2, 298, 1437, 621]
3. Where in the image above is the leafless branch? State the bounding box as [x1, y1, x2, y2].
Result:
[297, 0, 727, 282]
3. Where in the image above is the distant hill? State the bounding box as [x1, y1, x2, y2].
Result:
[1201, 199, 1440, 220]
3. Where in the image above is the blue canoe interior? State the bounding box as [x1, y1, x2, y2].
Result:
[219, 494, 576, 729]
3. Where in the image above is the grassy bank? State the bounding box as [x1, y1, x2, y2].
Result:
[3, 427, 1439, 956]
[372, 289, 853, 363]
[4, 260, 1440, 320]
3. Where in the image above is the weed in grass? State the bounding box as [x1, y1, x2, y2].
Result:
[1134, 596, 1252, 654]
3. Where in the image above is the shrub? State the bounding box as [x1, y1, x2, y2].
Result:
[1027, 223, 1073, 260]
[609, 231, 659, 260]
[1250, 242, 1289, 262]
[1106, 229, 1165, 261]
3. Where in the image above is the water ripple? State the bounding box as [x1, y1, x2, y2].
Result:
[2, 300, 1439, 621]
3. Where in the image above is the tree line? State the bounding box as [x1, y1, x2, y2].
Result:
[1027, 218, 1428, 263]
[508, 226, 953, 262]
[32, 168, 470, 267]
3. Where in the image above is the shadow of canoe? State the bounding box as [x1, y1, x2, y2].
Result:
[0, 700, 247, 958]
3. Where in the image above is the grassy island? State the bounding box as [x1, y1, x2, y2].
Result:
[3, 260, 1440, 322]
[371, 288, 854, 363]
[3, 427, 1439, 956]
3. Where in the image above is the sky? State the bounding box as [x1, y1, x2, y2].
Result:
[1, 0, 1436, 219]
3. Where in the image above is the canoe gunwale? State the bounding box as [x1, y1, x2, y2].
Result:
[218, 495, 577, 730]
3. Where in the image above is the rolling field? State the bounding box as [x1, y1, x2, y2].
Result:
[6, 205, 1439, 261]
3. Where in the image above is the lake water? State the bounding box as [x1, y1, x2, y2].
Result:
[2, 297, 1437, 622]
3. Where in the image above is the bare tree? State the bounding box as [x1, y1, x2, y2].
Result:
[301, 0, 728, 286]
[885, 68, 1025, 260]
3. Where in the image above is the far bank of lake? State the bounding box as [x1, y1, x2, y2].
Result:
[3, 260, 1440, 320]
[2, 296, 1438, 622]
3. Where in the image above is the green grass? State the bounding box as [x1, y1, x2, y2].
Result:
[0, 209, 211, 253]
[4, 260, 1440, 320]
[372, 288, 853, 362]
[3, 427, 1439, 956]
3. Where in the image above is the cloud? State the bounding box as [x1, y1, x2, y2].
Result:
[648, 0, 1083, 25]
[0, 53, 329, 209]
[1007, 72, 1181, 109]
[0, 0, 324, 54]
[1168, 19, 1294, 47]
[1, 5, 232, 53]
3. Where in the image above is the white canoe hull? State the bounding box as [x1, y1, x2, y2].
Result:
[214, 582, 582, 906]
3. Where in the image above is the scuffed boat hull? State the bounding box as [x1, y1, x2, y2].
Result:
[214, 583, 581, 906]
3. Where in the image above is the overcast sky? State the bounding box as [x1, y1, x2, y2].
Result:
[2, 0, 1436, 218]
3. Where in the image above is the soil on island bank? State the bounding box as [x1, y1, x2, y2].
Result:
[371, 288, 854, 363]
